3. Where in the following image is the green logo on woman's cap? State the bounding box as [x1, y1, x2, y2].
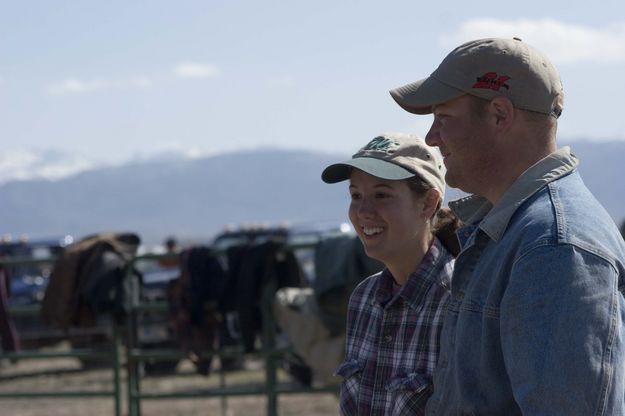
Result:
[363, 136, 399, 151]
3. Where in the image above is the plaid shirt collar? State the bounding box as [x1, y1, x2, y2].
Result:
[373, 238, 445, 310]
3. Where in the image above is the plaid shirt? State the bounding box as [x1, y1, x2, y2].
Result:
[336, 237, 453, 415]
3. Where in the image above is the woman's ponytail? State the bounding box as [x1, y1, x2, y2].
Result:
[432, 207, 463, 256]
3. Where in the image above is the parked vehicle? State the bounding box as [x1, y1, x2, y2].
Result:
[0, 235, 73, 348]
[212, 221, 355, 283]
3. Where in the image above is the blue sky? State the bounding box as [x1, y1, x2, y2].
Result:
[1, 1, 624, 182]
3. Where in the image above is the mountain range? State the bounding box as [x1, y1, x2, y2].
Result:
[1, 141, 624, 245]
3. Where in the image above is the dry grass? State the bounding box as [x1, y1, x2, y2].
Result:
[0, 344, 339, 416]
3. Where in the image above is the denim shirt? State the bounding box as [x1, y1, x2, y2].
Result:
[426, 147, 625, 415]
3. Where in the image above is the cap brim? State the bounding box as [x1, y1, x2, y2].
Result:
[389, 76, 465, 115]
[322, 158, 415, 183]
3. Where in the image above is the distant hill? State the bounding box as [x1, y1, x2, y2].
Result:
[0, 149, 352, 244]
[0, 141, 623, 244]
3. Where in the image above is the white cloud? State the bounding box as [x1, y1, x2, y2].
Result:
[44, 62, 221, 96]
[46, 76, 154, 95]
[130, 77, 153, 89]
[441, 19, 625, 64]
[173, 62, 220, 79]
[0, 149, 96, 184]
[47, 78, 105, 95]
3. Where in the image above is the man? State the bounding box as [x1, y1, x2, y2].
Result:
[390, 37, 625, 415]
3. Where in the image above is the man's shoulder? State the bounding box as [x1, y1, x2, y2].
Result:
[510, 171, 625, 264]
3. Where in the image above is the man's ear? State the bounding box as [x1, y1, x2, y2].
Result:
[421, 188, 442, 220]
[488, 96, 515, 131]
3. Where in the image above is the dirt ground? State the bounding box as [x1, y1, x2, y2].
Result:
[0, 343, 339, 416]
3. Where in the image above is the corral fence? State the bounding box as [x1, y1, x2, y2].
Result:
[0, 244, 340, 416]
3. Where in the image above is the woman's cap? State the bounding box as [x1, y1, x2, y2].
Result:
[321, 132, 445, 198]
[389, 37, 563, 118]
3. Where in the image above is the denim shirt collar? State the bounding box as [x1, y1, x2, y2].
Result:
[449, 147, 579, 242]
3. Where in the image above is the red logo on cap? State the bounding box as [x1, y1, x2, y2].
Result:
[473, 72, 510, 91]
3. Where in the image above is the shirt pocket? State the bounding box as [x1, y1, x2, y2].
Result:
[335, 359, 363, 416]
[386, 372, 432, 416]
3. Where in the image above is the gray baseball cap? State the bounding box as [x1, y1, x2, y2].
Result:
[390, 37, 563, 118]
[321, 132, 445, 198]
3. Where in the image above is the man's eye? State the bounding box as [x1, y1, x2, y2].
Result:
[350, 193, 361, 200]
[375, 192, 390, 199]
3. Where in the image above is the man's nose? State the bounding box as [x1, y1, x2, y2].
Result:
[425, 123, 439, 147]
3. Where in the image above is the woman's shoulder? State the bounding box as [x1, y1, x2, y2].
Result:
[349, 269, 386, 301]
[354, 269, 385, 290]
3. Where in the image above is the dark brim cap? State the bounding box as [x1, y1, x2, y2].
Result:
[321, 132, 446, 199]
[321, 157, 416, 184]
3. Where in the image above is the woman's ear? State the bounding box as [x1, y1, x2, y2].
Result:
[420, 188, 442, 219]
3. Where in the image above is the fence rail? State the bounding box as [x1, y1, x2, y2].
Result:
[0, 244, 339, 416]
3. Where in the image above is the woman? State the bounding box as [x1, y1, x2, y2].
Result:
[322, 132, 459, 415]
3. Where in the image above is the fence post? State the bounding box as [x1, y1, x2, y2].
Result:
[262, 275, 279, 416]
[125, 259, 142, 416]
[113, 323, 123, 416]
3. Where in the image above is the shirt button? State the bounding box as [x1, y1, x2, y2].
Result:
[455, 291, 465, 301]
[384, 334, 393, 343]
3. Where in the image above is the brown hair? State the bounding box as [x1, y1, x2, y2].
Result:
[405, 176, 463, 256]
[433, 207, 463, 256]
